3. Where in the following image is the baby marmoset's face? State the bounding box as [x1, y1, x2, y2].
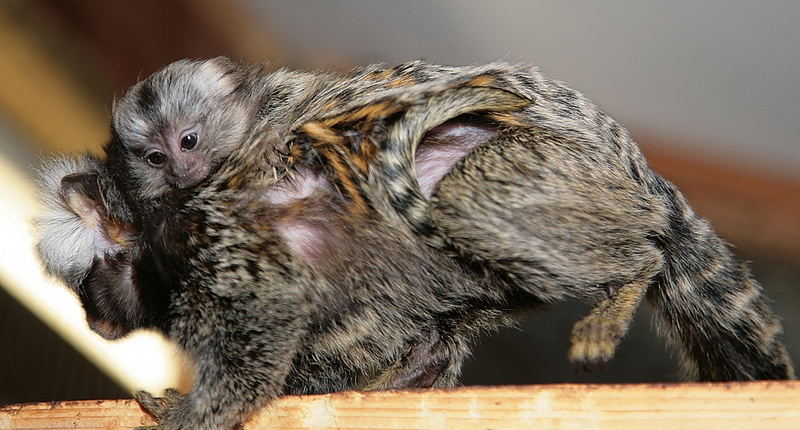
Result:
[108, 57, 258, 201]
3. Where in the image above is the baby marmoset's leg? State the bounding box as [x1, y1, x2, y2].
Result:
[427, 124, 793, 380]
[427, 125, 665, 368]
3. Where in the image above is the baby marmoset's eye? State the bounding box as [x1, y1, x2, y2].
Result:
[145, 150, 167, 167]
[180, 132, 199, 151]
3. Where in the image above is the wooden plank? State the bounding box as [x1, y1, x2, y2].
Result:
[2, 382, 799, 430]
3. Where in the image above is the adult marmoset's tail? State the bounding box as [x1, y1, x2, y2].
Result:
[647, 175, 794, 380]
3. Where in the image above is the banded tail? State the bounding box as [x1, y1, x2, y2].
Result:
[648, 175, 794, 380]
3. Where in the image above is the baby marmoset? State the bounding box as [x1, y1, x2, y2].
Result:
[36, 57, 794, 430]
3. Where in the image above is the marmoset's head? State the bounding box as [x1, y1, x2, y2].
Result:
[106, 57, 260, 202]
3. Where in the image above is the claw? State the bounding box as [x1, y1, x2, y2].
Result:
[568, 312, 620, 371]
[134, 388, 186, 429]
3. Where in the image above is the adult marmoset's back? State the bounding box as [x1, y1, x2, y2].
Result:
[34, 58, 794, 430]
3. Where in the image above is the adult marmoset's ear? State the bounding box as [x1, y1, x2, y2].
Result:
[35, 155, 108, 290]
[37, 156, 144, 339]
[60, 172, 106, 226]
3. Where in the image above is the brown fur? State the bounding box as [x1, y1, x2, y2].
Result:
[34, 58, 794, 430]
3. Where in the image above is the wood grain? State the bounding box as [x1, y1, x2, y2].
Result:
[2, 382, 798, 430]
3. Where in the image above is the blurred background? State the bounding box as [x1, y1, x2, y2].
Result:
[0, 0, 797, 405]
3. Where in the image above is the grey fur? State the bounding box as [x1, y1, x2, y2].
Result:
[34, 58, 794, 430]
[35, 155, 106, 289]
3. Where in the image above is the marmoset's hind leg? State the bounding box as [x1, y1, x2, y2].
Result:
[365, 329, 467, 390]
[568, 277, 651, 368]
[428, 126, 666, 368]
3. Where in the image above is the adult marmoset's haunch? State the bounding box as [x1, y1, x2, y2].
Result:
[35, 57, 794, 430]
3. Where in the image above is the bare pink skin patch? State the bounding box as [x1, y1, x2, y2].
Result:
[415, 120, 497, 198]
[264, 119, 497, 264]
[263, 169, 333, 263]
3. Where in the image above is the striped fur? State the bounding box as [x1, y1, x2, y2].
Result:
[35, 57, 793, 430]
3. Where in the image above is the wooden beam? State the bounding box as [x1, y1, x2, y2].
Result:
[2, 382, 799, 430]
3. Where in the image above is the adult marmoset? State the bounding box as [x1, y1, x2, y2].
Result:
[35, 57, 794, 430]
